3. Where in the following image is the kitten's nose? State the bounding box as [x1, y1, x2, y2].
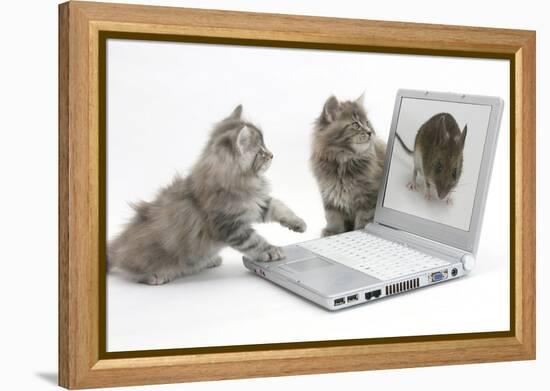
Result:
[266, 151, 273, 160]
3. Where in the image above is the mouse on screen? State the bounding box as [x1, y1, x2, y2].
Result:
[395, 112, 467, 204]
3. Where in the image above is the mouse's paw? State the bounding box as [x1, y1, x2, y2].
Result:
[407, 181, 417, 191]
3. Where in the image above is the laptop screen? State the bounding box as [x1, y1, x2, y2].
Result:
[374, 90, 503, 253]
[382, 97, 492, 231]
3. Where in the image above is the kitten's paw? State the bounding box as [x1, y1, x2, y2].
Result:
[282, 217, 307, 233]
[321, 228, 336, 237]
[257, 246, 284, 262]
[354, 220, 370, 231]
[407, 181, 417, 191]
[321, 227, 345, 237]
[424, 191, 432, 201]
[354, 211, 374, 230]
[206, 255, 223, 268]
[445, 196, 454, 205]
[141, 274, 172, 285]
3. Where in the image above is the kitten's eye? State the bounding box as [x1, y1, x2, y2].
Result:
[435, 162, 443, 174]
[452, 168, 457, 180]
[352, 122, 361, 130]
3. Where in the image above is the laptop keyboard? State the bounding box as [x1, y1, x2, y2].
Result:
[298, 230, 449, 281]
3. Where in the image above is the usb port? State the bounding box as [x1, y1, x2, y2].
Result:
[347, 294, 359, 302]
[334, 298, 345, 306]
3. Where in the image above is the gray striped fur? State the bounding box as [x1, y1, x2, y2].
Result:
[311, 95, 386, 237]
[108, 105, 306, 285]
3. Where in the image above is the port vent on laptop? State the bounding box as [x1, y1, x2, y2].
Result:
[385, 277, 420, 296]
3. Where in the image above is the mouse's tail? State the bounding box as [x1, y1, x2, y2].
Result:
[395, 133, 414, 156]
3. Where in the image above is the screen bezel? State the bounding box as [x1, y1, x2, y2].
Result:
[374, 89, 504, 254]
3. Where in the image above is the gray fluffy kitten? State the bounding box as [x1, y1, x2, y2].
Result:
[108, 105, 307, 285]
[311, 95, 386, 237]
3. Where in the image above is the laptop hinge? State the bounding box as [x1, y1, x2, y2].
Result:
[365, 222, 467, 262]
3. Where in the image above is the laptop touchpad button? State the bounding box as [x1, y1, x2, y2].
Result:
[282, 258, 333, 273]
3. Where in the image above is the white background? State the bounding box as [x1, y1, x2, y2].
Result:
[0, 0, 547, 390]
[106, 38, 509, 351]
[384, 98, 492, 230]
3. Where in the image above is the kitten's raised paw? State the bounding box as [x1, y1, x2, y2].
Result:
[141, 274, 172, 285]
[282, 217, 307, 233]
[206, 255, 223, 268]
[407, 181, 417, 191]
[257, 246, 284, 262]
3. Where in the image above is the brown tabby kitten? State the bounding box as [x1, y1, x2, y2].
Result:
[311, 95, 386, 237]
[108, 105, 307, 285]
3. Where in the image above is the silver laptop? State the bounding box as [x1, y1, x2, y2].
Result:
[244, 89, 504, 310]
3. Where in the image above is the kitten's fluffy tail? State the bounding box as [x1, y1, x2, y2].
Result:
[395, 133, 414, 156]
[106, 238, 124, 273]
[106, 244, 115, 273]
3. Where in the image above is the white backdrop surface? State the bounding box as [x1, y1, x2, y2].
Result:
[106, 38, 510, 351]
[2, 1, 547, 391]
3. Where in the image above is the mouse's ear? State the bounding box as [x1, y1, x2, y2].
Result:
[460, 124, 468, 148]
[434, 115, 450, 145]
[321, 95, 340, 124]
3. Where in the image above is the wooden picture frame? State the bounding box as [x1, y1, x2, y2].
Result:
[58, 1, 536, 388]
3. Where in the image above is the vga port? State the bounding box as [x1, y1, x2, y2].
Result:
[430, 270, 448, 282]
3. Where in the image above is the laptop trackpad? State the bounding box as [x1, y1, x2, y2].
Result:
[282, 258, 333, 272]
[278, 257, 381, 297]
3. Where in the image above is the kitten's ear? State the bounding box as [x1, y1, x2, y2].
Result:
[236, 125, 253, 153]
[322, 96, 340, 123]
[460, 124, 468, 148]
[356, 92, 365, 106]
[229, 104, 243, 120]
